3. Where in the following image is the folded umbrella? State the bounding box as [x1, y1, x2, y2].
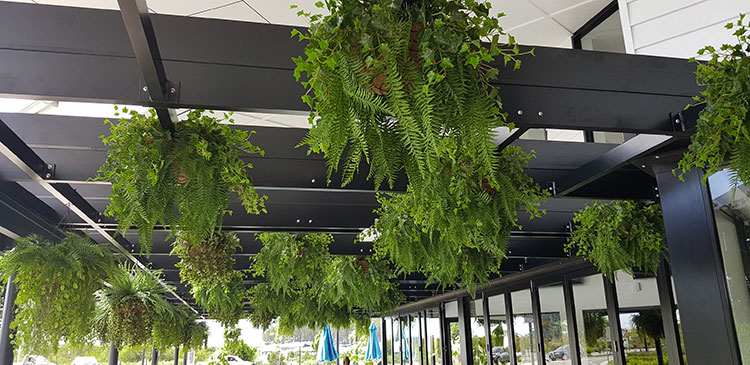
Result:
[365, 323, 382, 360]
[317, 326, 339, 362]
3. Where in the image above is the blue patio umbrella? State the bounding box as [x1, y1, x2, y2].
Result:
[365, 323, 382, 360]
[317, 326, 339, 362]
[401, 328, 410, 361]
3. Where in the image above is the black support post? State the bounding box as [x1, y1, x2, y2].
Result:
[504, 294, 517, 365]
[399, 317, 404, 365]
[562, 276, 581, 365]
[0, 273, 17, 365]
[174, 346, 179, 365]
[530, 282, 545, 365]
[408, 314, 413, 365]
[481, 293, 492, 365]
[653, 161, 742, 364]
[109, 343, 119, 365]
[418, 311, 424, 365]
[151, 346, 159, 365]
[656, 261, 684, 365]
[457, 297, 474, 365]
[183, 348, 188, 365]
[603, 277, 625, 365]
[438, 304, 448, 365]
[382, 317, 389, 365]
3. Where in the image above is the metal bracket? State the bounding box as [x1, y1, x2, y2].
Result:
[42, 163, 55, 180]
[671, 104, 703, 132]
[547, 181, 557, 195]
[139, 79, 180, 103]
[653, 185, 661, 201]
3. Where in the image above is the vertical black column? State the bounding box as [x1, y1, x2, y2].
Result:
[656, 261, 684, 365]
[391, 318, 396, 365]
[399, 317, 404, 365]
[183, 348, 188, 365]
[408, 314, 414, 365]
[418, 312, 425, 365]
[530, 282, 545, 365]
[457, 296, 474, 365]
[562, 277, 581, 365]
[0, 273, 17, 365]
[382, 317, 389, 365]
[654, 162, 741, 364]
[481, 293, 492, 365]
[174, 346, 179, 365]
[504, 294, 517, 365]
[336, 329, 340, 365]
[151, 346, 159, 365]
[108, 343, 119, 365]
[438, 304, 448, 365]
[603, 278, 625, 365]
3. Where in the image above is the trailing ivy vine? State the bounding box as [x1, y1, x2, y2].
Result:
[565, 201, 665, 280]
[0, 234, 114, 353]
[96, 108, 266, 253]
[678, 14, 750, 185]
[94, 264, 172, 349]
[250, 233, 401, 334]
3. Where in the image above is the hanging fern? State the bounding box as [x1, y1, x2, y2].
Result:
[191, 271, 247, 327]
[250, 233, 402, 333]
[183, 321, 209, 350]
[565, 201, 666, 281]
[0, 234, 114, 354]
[175, 231, 242, 286]
[153, 304, 196, 350]
[96, 108, 266, 253]
[372, 141, 546, 295]
[93, 264, 172, 349]
[293, 0, 531, 188]
[678, 14, 750, 184]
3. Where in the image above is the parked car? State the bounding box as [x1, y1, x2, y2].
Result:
[72, 356, 99, 365]
[546, 344, 584, 361]
[491, 347, 511, 364]
[202, 354, 253, 365]
[16, 355, 56, 365]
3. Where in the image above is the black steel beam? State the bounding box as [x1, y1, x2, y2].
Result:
[0, 182, 64, 241]
[603, 277, 625, 365]
[117, 0, 176, 131]
[0, 2, 698, 134]
[553, 134, 673, 197]
[0, 117, 194, 311]
[653, 157, 742, 364]
[656, 261, 684, 365]
[562, 275, 581, 365]
[529, 281, 544, 365]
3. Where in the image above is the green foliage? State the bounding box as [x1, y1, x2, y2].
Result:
[153, 304, 196, 350]
[294, 0, 530, 188]
[582, 311, 607, 347]
[184, 321, 210, 350]
[566, 201, 665, 280]
[96, 108, 266, 253]
[250, 233, 400, 333]
[678, 14, 750, 185]
[373, 142, 545, 294]
[175, 232, 242, 286]
[192, 271, 247, 327]
[224, 327, 259, 361]
[0, 234, 115, 354]
[631, 310, 664, 342]
[93, 264, 172, 349]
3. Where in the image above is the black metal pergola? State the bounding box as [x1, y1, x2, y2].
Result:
[0, 1, 742, 364]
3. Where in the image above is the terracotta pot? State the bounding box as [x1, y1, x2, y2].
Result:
[370, 22, 422, 96]
[359, 259, 369, 275]
[481, 178, 496, 196]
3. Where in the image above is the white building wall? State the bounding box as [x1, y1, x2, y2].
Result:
[617, 0, 750, 59]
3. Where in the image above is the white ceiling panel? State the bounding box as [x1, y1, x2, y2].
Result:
[509, 18, 571, 47]
[487, 0, 547, 31]
[191, 1, 266, 23]
[246, 0, 326, 27]
[35, 0, 118, 10]
[551, 0, 611, 33]
[530, 0, 607, 17]
[147, 0, 237, 16]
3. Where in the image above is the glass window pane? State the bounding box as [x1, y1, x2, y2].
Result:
[487, 293, 511, 365]
[709, 170, 750, 362]
[425, 308, 443, 365]
[511, 289, 539, 365]
[614, 271, 666, 363]
[580, 10, 626, 53]
[572, 274, 614, 364]
[539, 282, 571, 364]
[469, 299, 487, 365]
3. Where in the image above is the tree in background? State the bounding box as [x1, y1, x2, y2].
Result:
[631, 310, 665, 365]
[583, 311, 607, 350]
[224, 327, 259, 362]
[491, 324, 505, 348]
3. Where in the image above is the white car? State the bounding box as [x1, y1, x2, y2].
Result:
[224, 355, 253, 364]
[72, 357, 99, 365]
[16, 355, 56, 365]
